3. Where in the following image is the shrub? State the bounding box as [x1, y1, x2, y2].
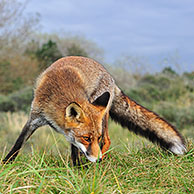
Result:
[0, 87, 33, 112]
[139, 74, 171, 90]
[35, 40, 63, 71]
[0, 95, 16, 112]
[127, 84, 162, 104]
[9, 86, 33, 112]
[66, 43, 88, 57]
[155, 102, 194, 130]
[162, 66, 177, 76]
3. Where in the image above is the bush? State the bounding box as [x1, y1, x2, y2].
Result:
[0, 87, 33, 112]
[0, 61, 16, 94]
[128, 71, 193, 104]
[66, 43, 88, 57]
[9, 86, 33, 112]
[35, 40, 63, 71]
[127, 84, 162, 104]
[139, 74, 171, 90]
[162, 66, 177, 76]
[0, 95, 16, 112]
[155, 102, 194, 130]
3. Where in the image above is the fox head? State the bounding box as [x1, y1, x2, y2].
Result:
[41, 91, 110, 162]
[63, 92, 110, 162]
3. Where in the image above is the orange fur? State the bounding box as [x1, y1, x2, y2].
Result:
[3, 56, 186, 165]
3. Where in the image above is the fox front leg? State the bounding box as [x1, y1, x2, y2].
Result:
[71, 144, 81, 166]
[101, 113, 111, 160]
[3, 115, 46, 163]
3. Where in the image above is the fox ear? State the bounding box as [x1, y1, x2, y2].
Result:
[92, 92, 110, 107]
[66, 102, 84, 120]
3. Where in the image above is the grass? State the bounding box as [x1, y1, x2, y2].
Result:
[0, 112, 194, 193]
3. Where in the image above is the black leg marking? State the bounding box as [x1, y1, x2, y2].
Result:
[3, 117, 45, 164]
[71, 144, 80, 166]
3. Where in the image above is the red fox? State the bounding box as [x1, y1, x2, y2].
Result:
[3, 56, 186, 165]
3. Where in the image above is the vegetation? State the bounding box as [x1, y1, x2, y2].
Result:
[66, 43, 88, 57]
[120, 70, 194, 138]
[34, 40, 63, 71]
[0, 143, 193, 193]
[0, 113, 193, 193]
[0, 87, 33, 112]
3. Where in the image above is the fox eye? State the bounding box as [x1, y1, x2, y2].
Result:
[83, 136, 91, 143]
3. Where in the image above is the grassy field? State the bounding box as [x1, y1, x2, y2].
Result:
[0, 112, 194, 193]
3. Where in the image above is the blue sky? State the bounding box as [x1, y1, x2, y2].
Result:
[24, 0, 194, 72]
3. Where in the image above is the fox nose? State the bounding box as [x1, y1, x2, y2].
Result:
[85, 151, 102, 163]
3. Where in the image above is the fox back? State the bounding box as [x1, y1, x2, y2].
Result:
[33, 56, 115, 114]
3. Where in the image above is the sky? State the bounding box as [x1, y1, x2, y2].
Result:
[24, 0, 194, 72]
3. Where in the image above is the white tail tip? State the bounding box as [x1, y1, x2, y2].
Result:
[170, 142, 187, 155]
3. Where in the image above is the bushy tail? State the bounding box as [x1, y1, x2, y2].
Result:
[110, 87, 186, 154]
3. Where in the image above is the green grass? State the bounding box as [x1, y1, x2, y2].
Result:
[0, 112, 194, 193]
[0, 143, 193, 193]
